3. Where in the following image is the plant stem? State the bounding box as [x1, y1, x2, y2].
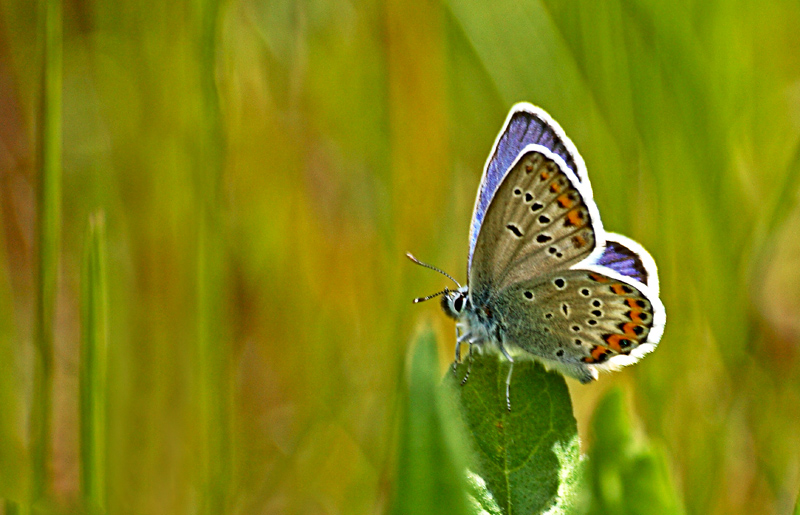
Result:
[195, 0, 229, 512]
[33, 0, 62, 503]
[80, 213, 108, 514]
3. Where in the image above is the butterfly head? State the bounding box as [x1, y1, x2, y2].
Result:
[441, 286, 470, 320]
[406, 253, 470, 319]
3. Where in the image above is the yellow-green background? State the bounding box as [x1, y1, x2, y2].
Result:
[1, 0, 800, 513]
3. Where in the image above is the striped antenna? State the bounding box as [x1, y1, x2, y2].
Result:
[405, 253, 462, 289]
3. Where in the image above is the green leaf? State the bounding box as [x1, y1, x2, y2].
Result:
[587, 388, 684, 515]
[466, 471, 503, 515]
[449, 356, 582, 515]
[391, 329, 471, 515]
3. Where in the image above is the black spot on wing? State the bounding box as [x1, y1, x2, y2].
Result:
[506, 224, 523, 237]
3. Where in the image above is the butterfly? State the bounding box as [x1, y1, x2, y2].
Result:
[409, 103, 665, 409]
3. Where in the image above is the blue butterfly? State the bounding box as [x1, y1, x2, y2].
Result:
[410, 103, 665, 409]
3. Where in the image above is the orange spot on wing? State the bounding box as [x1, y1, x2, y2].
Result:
[628, 310, 644, 323]
[549, 182, 561, 193]
[590, 346, 610, 362]
[540, 171, 550, 181]
[565, 209, 583, 227]
[604, 334, 624, 352]
[611, 284, 627, 295]
[556, 193, 573, 208]
[625, 298, 638, 308]
[590, 273, 610, 283]
[572, 234, 587, 248]
[621, 322, 639, 337]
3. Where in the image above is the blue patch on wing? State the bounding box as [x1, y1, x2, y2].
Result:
[468, 105, 582, 270]
[596, 240, 649, 286]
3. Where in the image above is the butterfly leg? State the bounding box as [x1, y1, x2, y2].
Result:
[460, 341, 477, 386]
[453, 326, 462, 374]
[505, 362, 514, 412]
[455, 331, 472, 362]
[498, 340, 514, 411]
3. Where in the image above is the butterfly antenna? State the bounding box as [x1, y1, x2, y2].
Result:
[413, 288, 449, 304]
[405, 253, 462, 289]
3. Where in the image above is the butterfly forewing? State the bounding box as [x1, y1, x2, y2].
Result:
[468, 104, 590, 271]
[469, 146, 602, 301]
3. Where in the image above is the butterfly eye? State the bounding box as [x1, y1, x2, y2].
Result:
[453, 296, 464, 312]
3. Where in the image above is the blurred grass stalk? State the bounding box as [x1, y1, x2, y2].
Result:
[391, 329, 470, 515]
[195, 0, 229, 512]
[80, 214, 108, 514]
[4, 501, 26, 515]
[32, 0, 62, 506]
[197, 220, 229, 515]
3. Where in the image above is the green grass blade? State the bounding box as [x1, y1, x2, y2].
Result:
[4, 500, 27, 515]
[449, 357, 583, 515]
[194, 0, 229, 511]
[391, 328, 471, 515]
[587, 387, 684, 515]
[33, 0, 62, 503]
[0, 203, 28, 505]
[196, 225, 229, 515]
[80, 213, 108, 514]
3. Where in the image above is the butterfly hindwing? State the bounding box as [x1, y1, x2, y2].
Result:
[468, 103, 590, 271]
[592, 233, 660, 294]
[489, 267, 664, 383]
[469, 145, 604, 302]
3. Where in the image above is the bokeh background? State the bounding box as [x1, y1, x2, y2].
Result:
[1, 0, 800, 513]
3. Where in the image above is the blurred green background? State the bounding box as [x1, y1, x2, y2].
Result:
[1, 0, 800, 513]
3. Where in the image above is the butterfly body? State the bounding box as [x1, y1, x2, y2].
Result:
[413, 103, 665, 397]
